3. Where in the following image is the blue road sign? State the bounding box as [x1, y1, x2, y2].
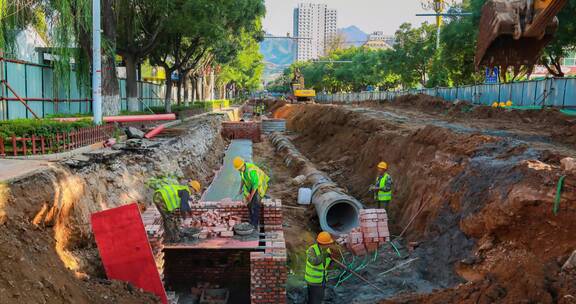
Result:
[485, 67, 499, 84]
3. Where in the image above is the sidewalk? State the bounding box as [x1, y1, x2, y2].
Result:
[0, 159, 51, 182]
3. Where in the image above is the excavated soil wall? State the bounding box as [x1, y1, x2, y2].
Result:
[275, 104, 576, 303]
[0, 114, 225, 304]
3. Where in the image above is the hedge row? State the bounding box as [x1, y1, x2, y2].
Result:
[0, 119, 93, 138]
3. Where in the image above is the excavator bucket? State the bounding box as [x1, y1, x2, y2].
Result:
[475, 0, 560, 69]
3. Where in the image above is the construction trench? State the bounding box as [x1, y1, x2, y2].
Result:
[0, 95, 575, 303]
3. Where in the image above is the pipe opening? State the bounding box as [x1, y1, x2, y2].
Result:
[326, 201, 360, 234]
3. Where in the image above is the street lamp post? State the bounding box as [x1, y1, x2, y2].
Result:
[92, 0, 102, 124]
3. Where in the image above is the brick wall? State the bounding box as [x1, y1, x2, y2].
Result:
[262, 199, 283, 230]
[141, 206, 165, 280]
[142, 199, 288, 304]
[221, 122, 262, 142]
[163, 249, 251, 288]
[189, 201, 250, 222]
[250, 230, 287, 304]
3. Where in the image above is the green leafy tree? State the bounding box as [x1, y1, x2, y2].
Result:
[217, 29, 265, 94]
[540, 0, 576, 77]
[390, 22, 436, 88]
[116, 0, 169, 111]
[149, 0, 265, 112]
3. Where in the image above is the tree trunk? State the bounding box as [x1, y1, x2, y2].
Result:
[209, 69, 215, 100]
[191, 77, 197, 102]
[125, 53, 140, 112]
[101, 0, 120, 116]
[165, 77, 173, 113]
[176, 77, 182, 105]
[183, 77, 189, 105]
[197, 76, 204, 101]
[543, 55, 565, 77]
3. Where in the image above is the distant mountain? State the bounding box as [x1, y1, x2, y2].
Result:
[259, 36, 295, 82]
[339, 26, 368, 47]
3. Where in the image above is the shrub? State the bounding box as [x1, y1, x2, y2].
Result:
[0, 119, 93, 138]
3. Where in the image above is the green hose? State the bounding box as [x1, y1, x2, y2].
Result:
[334, 248, 379, 287]
[553, 175, 566, 215]
[390, 241, 402, 257]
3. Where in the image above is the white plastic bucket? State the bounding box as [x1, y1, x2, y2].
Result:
[297, 188, 312, 205]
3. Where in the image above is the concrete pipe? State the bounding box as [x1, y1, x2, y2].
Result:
[270, 133, 363, 235]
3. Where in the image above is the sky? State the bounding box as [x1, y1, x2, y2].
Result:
[263, 0, 450, 36]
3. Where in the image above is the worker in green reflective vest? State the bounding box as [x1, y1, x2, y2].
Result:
[152, 180, 202, 242]
[305, 231, 334, 304]
[233, 156, 269, 229]
[369, 161, 393, 210]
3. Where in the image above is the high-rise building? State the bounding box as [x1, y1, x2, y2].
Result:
[293, 3, 337, 61]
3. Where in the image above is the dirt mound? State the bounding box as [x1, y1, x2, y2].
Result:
[275, 104, 576, 303]
[266, 99, 288, 114]
[367, 94, 576, 145]
[0, 215, 158, 303]
[0, 115, 226, 303]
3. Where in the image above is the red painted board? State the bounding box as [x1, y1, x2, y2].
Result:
[91, 203, 167, 304]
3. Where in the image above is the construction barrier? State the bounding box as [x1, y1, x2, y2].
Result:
[91, 203, 168, 304]
[316, 77, 576, 108]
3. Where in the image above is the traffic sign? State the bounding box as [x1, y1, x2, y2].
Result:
[485, 67, 499, 84]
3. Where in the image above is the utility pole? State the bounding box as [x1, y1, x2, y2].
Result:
[416, 0, 472, 50]
[92, 0, 102, 124]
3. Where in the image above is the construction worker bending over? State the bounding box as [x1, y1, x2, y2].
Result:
[152, 180, 202, 242]
[306, 232, 335, 304]
[369, 161, 392, 210]
[233, 156, 269, 229]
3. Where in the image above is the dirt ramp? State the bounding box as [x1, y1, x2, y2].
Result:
[275, 104, 576, 303]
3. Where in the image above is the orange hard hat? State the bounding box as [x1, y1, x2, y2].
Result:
[317, 231, 334, 245]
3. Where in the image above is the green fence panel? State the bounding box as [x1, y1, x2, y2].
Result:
[25, 65, 44, 118]
[6, 62, 28, 119]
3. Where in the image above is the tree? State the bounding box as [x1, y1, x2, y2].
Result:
[149, 0, 265, 112]
[540, 0, 576, 77]
[325, 32, 347, 54]
[217, 30, 265, 97]
[390, 22, 436, 88]
[116, 0, 168, 112]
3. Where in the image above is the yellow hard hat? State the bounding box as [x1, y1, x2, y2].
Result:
[233, 157, 245, 170]
[189, 180, 201, 192]
[499, 102, 506, 108]
[317, 231, 334, 245]
[506, 100, 513, 107]
[491, 102, 499, 108]
[377, 162, 388, 170]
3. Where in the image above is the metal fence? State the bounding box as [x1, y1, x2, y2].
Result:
[0, 57, 165, 120]
[0, 124, 114, 157]
[316, 77, 576, 108]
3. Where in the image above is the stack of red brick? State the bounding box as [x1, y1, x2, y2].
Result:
[189, 200, 249, 222]
[182, 209, 242, 238]
[250, 230, 287, 304]
[344, 209, 390, 256]
[262, 199, 283, 229]
[221, 121, 261, 142]
[141, 206, 165, 280]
